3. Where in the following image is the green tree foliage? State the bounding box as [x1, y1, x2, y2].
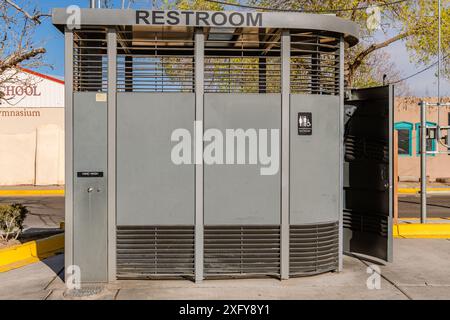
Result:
[154, 0, 448, 90]
[252, 0, 449, 88]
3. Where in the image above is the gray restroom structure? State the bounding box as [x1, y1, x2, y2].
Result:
[52, 8, 393, 283]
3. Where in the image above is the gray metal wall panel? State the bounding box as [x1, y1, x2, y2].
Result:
[290, 94, 340, 224]
[73, 92, 108, 282]
[204, 93, 281, 225]
[117, 93, 195, 225]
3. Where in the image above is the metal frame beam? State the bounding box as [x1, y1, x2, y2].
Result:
[194, 28, 205, 282]
[338, 36, 345, 271]
[280, 30, 290, 280]
[64, 28, 74, 281]
[107, 28, 117, 281]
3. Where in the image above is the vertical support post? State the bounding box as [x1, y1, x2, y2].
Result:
[194, 28, 204, 283]
[107, 28, 117, 282]
[387, 84, 394, 262]
[280, 30, 290, 280]
[64, 28, 74, 281]
[393, 130, 399, 225]
[338, 36, 345, 271]
[420, 101, 427, 224]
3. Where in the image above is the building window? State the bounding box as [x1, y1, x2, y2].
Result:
[415, 122, 436, 156]
[394, 122, 413, 156]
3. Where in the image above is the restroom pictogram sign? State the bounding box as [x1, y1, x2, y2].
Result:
[298, 112, 312, 135]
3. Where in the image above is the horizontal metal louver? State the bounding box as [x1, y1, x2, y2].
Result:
[345, 135, 388, 162]
[289, 222, 339, 276]
[116, 226, 194, 279]
[290, 32, 340, 95]
[204, 225, 280, 277]
[73, 28, 108, 92]
[116, 29, 195, 92]
[204, 30, 281, 93]
[343, 212, 388, 237]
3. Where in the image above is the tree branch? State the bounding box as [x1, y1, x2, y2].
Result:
[4, 0, 50, 24]
[0, 47, 46, 74]
[347, 30, 413, 85]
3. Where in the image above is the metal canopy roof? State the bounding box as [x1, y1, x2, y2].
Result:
[52, 9, 359, 46]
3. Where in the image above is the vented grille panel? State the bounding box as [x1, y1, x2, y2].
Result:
[116, 226, 194, 278]
[345, 135, 389, 162]
[290, 222, 339, 276]
[116, 29, 195, 92]
[343, 212, 388, 237]
[205, 30, 281, 93]
[204, 226, 280, 276]
[73, 28, 108, 92]
[290, 33, 340, 95]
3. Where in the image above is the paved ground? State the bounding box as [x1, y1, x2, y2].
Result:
[0, 238, 449, 300]
[399, 194, 450, 218]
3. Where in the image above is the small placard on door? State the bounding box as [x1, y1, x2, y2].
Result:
[298, 112, 312, 135]
[96, 93, 107, 102]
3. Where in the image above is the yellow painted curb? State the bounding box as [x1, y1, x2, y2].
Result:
[393, 224, 450, 239]
[0, 190, 64, 197]
[398, 187, 450, 194]
[0, 233, 64, 273]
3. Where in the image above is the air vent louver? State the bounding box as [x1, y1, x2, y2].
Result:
[116, 226, 194, 279]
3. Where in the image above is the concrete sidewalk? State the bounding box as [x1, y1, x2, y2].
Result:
[0, 238, 449, 300]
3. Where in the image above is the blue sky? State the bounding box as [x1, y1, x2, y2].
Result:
[33, 0, 449, 96]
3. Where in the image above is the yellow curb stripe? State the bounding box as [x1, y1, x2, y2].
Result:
[0, 234, 64, 273]
[398, 188, 450, 194]
[393, 223, 450, 239]
[0, 190, 64, 197]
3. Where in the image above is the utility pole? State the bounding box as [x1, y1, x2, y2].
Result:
[420, 101, 427, 224]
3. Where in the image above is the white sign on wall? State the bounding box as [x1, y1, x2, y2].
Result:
[0, 68, 64, 108]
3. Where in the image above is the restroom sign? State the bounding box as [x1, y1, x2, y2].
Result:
[298, 112, 312, 135]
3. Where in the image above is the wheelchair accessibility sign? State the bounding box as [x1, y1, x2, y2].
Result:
[298, 112, 312, 135]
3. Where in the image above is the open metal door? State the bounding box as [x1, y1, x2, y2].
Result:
[343, 85, 393, 262]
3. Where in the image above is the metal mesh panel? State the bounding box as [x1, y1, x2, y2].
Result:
[204, 225, 280, 276]
[116, 226, 194, 278]
[289, 222, 339, 276]
[205, 29, 281, 93]
[73, 28, 108, 92]
[290, 32, 340, 95]
[116, 28, 195, 92]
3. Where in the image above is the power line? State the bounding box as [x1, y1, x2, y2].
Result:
[205, 0, 411, 13]
[389, 54, 449, 84]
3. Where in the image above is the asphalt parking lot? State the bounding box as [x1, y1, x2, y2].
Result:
[0, 196, 64, 231]
[399, 194, 450, 218]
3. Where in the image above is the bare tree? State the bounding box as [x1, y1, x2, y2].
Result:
[0, 0, 49, 103]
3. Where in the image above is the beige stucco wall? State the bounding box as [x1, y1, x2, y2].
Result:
[0, 107, 64, 185]
[395, 97, 450, 181]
